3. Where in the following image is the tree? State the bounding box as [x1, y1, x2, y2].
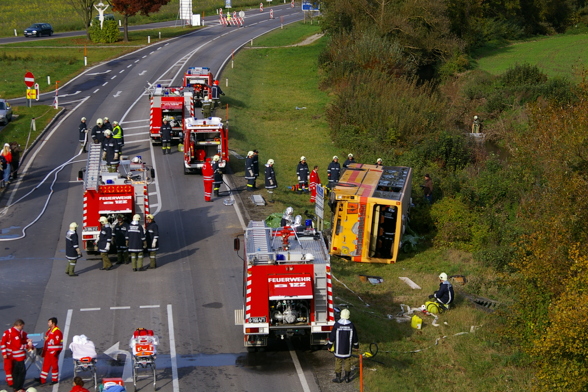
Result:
[67, 0, 96, 39]
[108, 0, 171, 42]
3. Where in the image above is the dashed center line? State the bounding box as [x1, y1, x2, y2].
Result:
[119, 70, 125, 74]
[102, 82, 108, 86]
[134, 60, 140, 63]
[127, 64, 132, 68]
[93, 89, 100, 93]
[140, 305, 161, 309]
[142, 55, 147, 58]
[111, 75, 117, 80]
[81, 308, 101, 312]
[110, 306, 131, 310]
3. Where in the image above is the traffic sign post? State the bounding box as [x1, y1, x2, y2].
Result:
[260, 2, 263, 11]
[25, 71, 35, 107]
[270, 9, 274, 19]
[34, 83, 40, 102]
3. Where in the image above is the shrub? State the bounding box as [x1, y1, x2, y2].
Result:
[89, 20, 119, 43]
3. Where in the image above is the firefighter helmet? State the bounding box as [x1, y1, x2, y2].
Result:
[69, 222, 78, 230]
[285, 207, 293, 215]
[333, 156, 338, 160]
[117, 214, 124, 220]
[132, 156, 142, 163]
[26, 388, 38, 392]
[104, 130, 112, 136]
[213, 155, 220, 162]
[146, 214, 154, 220]
[133, 214, 141, 222]
[439, 272, 448, 281]
[348, 153, 353, 158]
[267, 159, 274, 165]
[340, 309, 350, 320]
[214, 80, 219, 85]
[474, 115, 478, 120]
[104, 117, 109, 121]
[113, 120, 119, 125]
[81, 117, 86, 121]
[96, 118, 103, 125]
[377, 158, 383, 163]
[300, 156, 306, 161]
[99, 217, 108, 224]
[247, 151, 254, 157]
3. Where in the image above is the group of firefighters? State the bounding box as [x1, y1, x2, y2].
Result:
[238, 151, 384, 204]
[64, 214, 160, 276]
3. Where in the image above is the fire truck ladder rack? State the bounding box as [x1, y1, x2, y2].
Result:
[314, 263, 329, 323]
[84, 143, 103, 191]
[246, 221, 274, 264]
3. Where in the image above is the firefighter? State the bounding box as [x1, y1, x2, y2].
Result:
[145, 214, 159, 269]
[98, 216, 113, 270]
[211, 80, 225, 109]
[327, 309, 359, 384]
[127, 214, 146, 271]
[103, 116, 113, 131]
[265, 159, 277, 194]
[36, 317, 63, 385]
[202, 96, 213, 118]
[428, 272, 454, 310]
[327, 156, 340, 188]
[112, 120, 124, 152]
[212, 155, 223, 196]
[65, 222, 82, 277]
[281, 206, 294, 226]
[161, 118, 172, 154]
[245, 151, 256, 191]
[296, 156, 309, 193]
[343, 153, 355, 169]
[91, 118, 104, 144]
[79, 117, 88, 153]
[102, 130, 120, 173]
[1, 319, 33, 391]
[113, 215, 129, 265]
[202, 158, 214, 202]
[309, 165, 321, 203]
[252, 150, 259, 183]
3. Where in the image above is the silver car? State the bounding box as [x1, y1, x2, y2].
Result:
[0, 99, 13, 125]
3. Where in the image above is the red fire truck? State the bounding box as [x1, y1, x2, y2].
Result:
[182, 67, 213, 107]
[183, 116, 229, 174]
[234, 221, 335, 351]
[149, 85, 194, 145]
[80, 143, 153, 251]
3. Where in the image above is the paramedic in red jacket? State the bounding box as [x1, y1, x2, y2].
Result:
[309, 166, 320, 203]
[70, 376, 90, 392]
[37, 317, 63, 385]
[1, 319, 33, 390]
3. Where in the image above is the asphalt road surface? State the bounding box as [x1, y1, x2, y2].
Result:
[0, 5, 327, 392]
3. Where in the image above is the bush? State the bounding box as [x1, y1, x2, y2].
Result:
[499, 63, 547, 87]
[89, 20, 119, 43]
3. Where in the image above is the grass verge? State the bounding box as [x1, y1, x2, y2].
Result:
[475, 33, 588, 80]
[0, 105, 56, 149]
[223, 21, 532, 391]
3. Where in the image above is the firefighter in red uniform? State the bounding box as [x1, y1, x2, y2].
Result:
[202, 158, 214, 202]
[36, 317, 63, 385]
[309, 165, 321, 203]
[1, 319, 33, 391]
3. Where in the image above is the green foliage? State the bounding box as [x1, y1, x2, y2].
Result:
[88, 20, 119, 43]
[417, 131, 473, 171]
[500, 63, 547, 86]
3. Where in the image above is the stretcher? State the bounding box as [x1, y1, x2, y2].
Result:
[70, 335, 98, 390]
[129, 328, 157, 391]
[101, 377, 126, 392]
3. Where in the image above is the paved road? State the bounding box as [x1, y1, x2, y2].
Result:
[0, 5, 323, 392]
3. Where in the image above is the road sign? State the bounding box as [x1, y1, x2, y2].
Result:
[260, 2, 263, 11]
[270, 9, 274, 18]
[315, 185, 324, 219]
[26, 89, 37, 100]
[34, 83, 40, 101]
[24, 71, 35, 88]
[239, 10, 245, 18]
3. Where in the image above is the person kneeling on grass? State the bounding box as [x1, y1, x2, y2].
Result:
[429, 272, 454, 310]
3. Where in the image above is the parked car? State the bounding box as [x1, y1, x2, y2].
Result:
[24, 23, 53, 38]
[0, 100, 13, 125]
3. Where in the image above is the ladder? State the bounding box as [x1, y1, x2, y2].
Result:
[313, 263, 328, 323]
[84, 143, 102, 191]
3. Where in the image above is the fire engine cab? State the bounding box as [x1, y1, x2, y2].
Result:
[149, 85, 194, 145]
[234, 221, 335, 351]
[182, 67, 213, 107]
[183, 116, 229, 174]
[80, 143, 153, 252]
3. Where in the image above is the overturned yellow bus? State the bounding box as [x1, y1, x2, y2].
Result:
[329, 164, 412, 263]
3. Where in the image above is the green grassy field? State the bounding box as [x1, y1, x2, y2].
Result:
[0, 0, 280, 38]
[475, 32, 588, 80]
[223, 22, 532, 392]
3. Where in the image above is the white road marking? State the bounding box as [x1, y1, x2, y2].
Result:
[122, 125, 149, 130]
[111, 75, 117, 80]
[104, 342, 133, 382]
[80, 308, 101, 311]
[289, 345, 311, 392]
[120, 119, 149, 124]
[119, 70, 125, 74]
[157, 46, 162, 50]
[139, 70, 147, 76]
[142, 55, 147, 58]
[61, 91, 81, 97]
[110, 306, 131, 310]
[150, 51, 155, 54]
[87, 70, 111, 76]
[113, 91, 122, 98]
[102, 82, 108, 86]
[167, 304, 179, 392]
[127, 64, 133, 68]
[123, 139, 150, 144]
[134, 60, 140, 63]
[54, 309, 73, 392]
[139, 305, 160, 309]
[93, 89, 99, 93]
[149, 203, 159, 208]
[149, 192, 158, 196]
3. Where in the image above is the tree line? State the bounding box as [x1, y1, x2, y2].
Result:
[319, 0, 588, 390]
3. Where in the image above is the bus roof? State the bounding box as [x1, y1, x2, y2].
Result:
[334, 164, 411, 201]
